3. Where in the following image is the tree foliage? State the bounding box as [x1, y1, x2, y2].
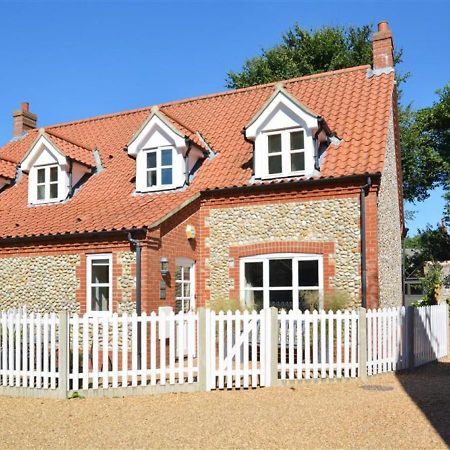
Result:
[226, 24, 404, 89]
[401, 84, 450, 222]
[226, 23, 450, 223]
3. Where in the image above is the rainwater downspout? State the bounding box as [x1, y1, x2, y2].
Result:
[360, 176, 372, 309]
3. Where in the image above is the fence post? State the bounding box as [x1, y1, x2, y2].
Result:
[58, 311, 69, 399]
[358, 307, 367, 379]
[268, 307, 278, 387]
[197, 308, 209, 391]
[405, 306, 415, 369]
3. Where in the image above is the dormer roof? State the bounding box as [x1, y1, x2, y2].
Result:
[21, 129, 96, 172]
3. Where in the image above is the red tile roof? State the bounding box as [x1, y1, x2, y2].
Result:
[0, 65, 395, 239]
[0, 157, 17, 180]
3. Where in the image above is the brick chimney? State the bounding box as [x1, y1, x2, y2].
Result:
[13, 102, 37, 137]
[372, 21, 394, 70]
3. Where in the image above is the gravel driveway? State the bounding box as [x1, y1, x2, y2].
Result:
[0, 355, 449, 449]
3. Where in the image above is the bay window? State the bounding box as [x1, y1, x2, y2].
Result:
[240, 254, 323, 311]
[87, 254, 112, 315]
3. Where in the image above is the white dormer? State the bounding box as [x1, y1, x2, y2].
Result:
[21, 131, 95, 205]
[127, 108, 189, 193]
[244, 86, 322, 180]
[21, 134, 71, 204]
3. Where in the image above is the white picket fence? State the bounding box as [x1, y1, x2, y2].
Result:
[366, 307, 408, 375]
[206, 309, 269, 390]
[70, 311, 198, 390]
[413, 304, 449, 366]
[0, 309, 60, 389]
[0, 304, 447, 397]
[278, 309, 360, 381]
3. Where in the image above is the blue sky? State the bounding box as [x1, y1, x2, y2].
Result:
[0, 1, 448, 234]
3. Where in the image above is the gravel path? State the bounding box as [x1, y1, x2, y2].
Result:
[0, 357, 449, 449]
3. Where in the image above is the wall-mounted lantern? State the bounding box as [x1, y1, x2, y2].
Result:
[160, 256, 169, 276]
[185, 224, 196, 240]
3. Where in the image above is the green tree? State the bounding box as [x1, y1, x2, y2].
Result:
[226, 23, 449, 222]
[226, 24, 405, 89]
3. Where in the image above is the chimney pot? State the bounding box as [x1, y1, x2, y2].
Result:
[13, 102, 37, 137]
[372, 21, 394, 70]
[378, 21, 389, 32]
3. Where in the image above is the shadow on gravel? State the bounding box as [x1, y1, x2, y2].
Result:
[395, 312, 450, 446]
[396, 361, 450, 445]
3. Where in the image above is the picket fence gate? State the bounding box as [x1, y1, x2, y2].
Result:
[0, 304, 447, 398]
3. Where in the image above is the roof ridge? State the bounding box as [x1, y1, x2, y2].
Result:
[43, 65, 371, 130]
[45, 128, 93, 152]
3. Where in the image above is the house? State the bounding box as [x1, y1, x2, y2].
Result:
[0, 22, 403, 315]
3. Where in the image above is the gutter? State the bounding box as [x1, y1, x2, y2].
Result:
[0, 227, 148, 245]
[204, 173, 381, 196]
[360, 176, 372, 309]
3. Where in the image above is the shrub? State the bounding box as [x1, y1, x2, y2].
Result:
[324, 289, 352, 312]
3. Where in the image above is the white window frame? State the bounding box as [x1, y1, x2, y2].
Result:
[33, 163, 61, 204]
[239, 253, 323, 310]
[143, 146, 175, 190]
[175, 257, 196, 312]
[264, 128, 306, 179]
[86, 253, 113, 316]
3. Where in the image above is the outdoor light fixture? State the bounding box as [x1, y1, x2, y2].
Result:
[160, 256, 169, 276]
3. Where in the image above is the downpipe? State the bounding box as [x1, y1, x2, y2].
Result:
[360, 177, 372, 309]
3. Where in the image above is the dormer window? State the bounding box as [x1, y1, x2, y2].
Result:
[20, 130, 96, 205]
[266, 129, 305, 176]
[36, 165, 59, 201]
[244, 85, 333, 181]
[127, 107, 206, 193]
[145, 147, 173, 188]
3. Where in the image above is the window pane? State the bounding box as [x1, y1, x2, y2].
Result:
[244, 262, 263, 288]
[183, 281, 190, 297]
[175, 266, 182, 281]
[175, 282, 183, 298]
[50, 166, 58, 182]
[161, 149, 172, 166]
[291, 152, 305, 172]
[269, 290, 293, 311]
[410, 283, 423, 295]
[146, 152, 156, 169]
[37, 168, 45, 183]
[161, 168, 172, 185]
[147, 170, 157, 187]
[268, 155, 282, 174]
[290, 131, 304, 150]
[299, 290, 319, 311]
[37, 184, 45, 200]
[268, 134, 281, 153]
[183, 266, 191, 281]
[92, 262, 110, 283]
[298, 260, 319, 287]
[269, 259, 292, 287]
[243, 290, 263, 311]
[49, 183, 58, 199]
[91, 286, 109, 311]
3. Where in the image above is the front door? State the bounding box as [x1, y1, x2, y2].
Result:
[175, 258, 195, 313]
